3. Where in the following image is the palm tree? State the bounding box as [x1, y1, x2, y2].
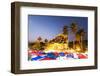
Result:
[70, 22, 78, 49]
[35, 36, 42, 50]
[77, 28, 85, 52]
[37, 36, 42, 42]
[63, 25, 68, 35]
[62, 25, 69, 48]
[44, 39, 48, 43]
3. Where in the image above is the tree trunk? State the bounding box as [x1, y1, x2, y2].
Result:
[81, 36, 83, 52]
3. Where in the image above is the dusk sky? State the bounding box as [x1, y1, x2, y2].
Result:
[28, 15, 88, 42]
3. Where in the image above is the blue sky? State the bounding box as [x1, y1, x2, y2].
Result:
[28, 15, 88, 42]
